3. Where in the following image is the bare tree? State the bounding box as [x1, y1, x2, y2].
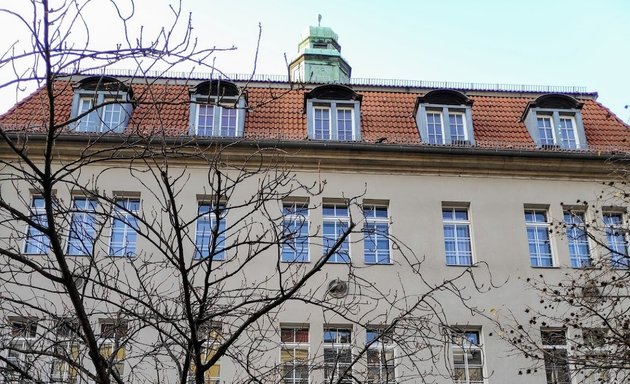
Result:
[0, 2, 492, 384]
[493, 176, 630, 383]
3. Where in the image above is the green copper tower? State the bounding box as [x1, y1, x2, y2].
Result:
[289, 22, 352, 84]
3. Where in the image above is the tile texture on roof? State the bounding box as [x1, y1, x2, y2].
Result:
[1, 80, 630, 153]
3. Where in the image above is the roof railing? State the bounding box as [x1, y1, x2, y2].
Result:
[64, 68, 591, 95]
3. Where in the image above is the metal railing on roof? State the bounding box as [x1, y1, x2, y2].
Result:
[67, 68, 591, 95]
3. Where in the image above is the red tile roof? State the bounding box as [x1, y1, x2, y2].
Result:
[1, 79, 629, 153]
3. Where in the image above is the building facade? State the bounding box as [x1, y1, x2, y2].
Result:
[1, 25, 629, 384]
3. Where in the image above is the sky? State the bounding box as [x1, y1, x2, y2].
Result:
[0, 0, 628, 121]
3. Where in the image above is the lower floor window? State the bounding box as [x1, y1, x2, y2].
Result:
[451, 330, 484, 384]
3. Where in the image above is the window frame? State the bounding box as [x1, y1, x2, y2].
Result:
[416, 103, 475, 146]
[189, 95, 245, 138]
[98, 321, 127, 378]
[322, 203, 351, 263]
[602, 210, 629, 268]
[323, 327, 353, 384]
[71, 92, 132, 133]
[67, 197, 98, 256]
[5, 318, 38, 382]
[279, 326, 310, 384]
[306, 98, 361, 141]
[194, 202, 227, 261]
[50, 320, 81, 384]
[363, 205, 391, 265]
[524, 108, 587, 150]
[524, 208, 555, 268]
[108, 197, 140, 257]
[23, 196, 49, 255]
[187, 322, 222, 384]
[563, 210, 592, 268]
[282, 202, 310, 263]
[450, 329, 485, 384]
[541, 328, 571, 384]
[442, 206, 474, 266]
[365, 328, 396, 384]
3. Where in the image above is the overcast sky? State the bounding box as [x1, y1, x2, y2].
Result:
[0, 0, 628, 121]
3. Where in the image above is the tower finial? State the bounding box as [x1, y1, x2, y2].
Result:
[318, 14, 322, 27]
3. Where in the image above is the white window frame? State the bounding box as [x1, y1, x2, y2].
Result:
[416, 104, 474, 145]
[187, 322, 221, 384]
[194, 202, 227, 260]
[282, 202, 309, 263]
[363, 205, 391, 265]
[73, 93, 131, 133]
[5, 319, 38, 384]
[563, 210, 591, 268]
[108, 197, 140, 257]
[541, 328, 571, 384]
[451, 329, 485, 384]
[322, 203, 351, 263]
[307, 99, 361, 141]
[50, 320, 81, 384]
[23, 196, 49, 255]
[366, 328, 396, 384]
[98, 321, 127, 379]
[323, 327, 353, 384]
[190, 96, 244, 138]
[279, 327, 310, 384]
[602, 211, 629, 268]
[524, 108, 586, 150]
[442, 206, 474, 266]
[67, 197, 98, 256]
[525, 208, 555, 267]
[536, 114, 557, 147]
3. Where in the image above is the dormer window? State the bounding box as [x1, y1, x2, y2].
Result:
[189, 80, 245, 138]
[415, 90, 474, 145]
[306, 85, 361, 141]
[522, 94, 586, 149]
[70, 77, 133, 133]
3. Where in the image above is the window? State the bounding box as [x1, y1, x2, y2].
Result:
[305, 85, 362, 142]
[70, 77, 132, 133]
[189, 80, 245, 138]
[109, 198, 139, 257]
[415, 90, 475, 146]
[51, 320, 81, 384]
[323, 204, 350, 263]
[195, 203, 227, 260]
[99, 321, 127, 378]
[443, 206, 473, 266]
[5, 319, 37, 384]
[522, 94, 587, 150]
[24, 196, 48, 254]
[282, 203, 309, 262]
[363, 205, 391, 264]
[563, 211, 591, 268]
[188, 322, 221, 384]
[603, 212, 629, 268]
[541, 329, 571, 384]
[280, 327, 309, 384]
[451, 329, 484, 384]
[323, 327, 353, 384]
[67, 197, 98, 256]
[193, 102, 240, 137]
[310, 103, 359, 141]
[525, 209, 554, 267]
[424, 109, 470, 145]
[366, 329, 395, 384]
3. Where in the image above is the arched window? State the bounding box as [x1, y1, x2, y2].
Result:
[414, 90, 474, 146]
[189, 80, 246, 138]
[305, 85, 362, 141]
[521, 94, 586, 149]
[70, 77, 133, 133]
